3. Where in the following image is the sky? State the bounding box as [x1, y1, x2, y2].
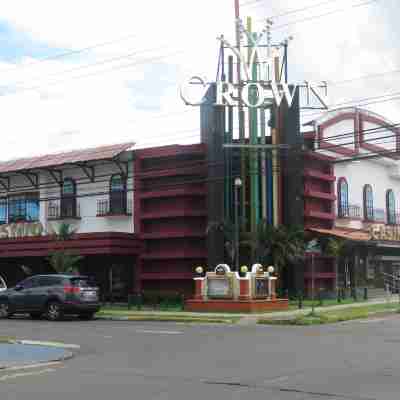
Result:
[0, 0, 397, 160]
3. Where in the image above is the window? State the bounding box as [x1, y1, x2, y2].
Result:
[363, 184, 374, 221]
[61, 178, 77, 218]
[386, 189, 396, 225]
[0, 198, 6, 224]
[19, 277, 38, 289]
[8, 193, 39, 223]
[37, 276, 63, 287]
[109, 174, 126, 214]
[337, 178, 349, 218]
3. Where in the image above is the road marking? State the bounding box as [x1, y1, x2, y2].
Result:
[3, 361, 63, 371]
[0, 368, 55, 381]
[18, 340, 80, 349]
[135, 329, 183, 335]
[358, 318, 388, 323]
[263, 375, 290, 384]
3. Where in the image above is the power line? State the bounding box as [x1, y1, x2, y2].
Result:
[330, 68, 400, 87]
[3, 44, 173, 92]
[247, 0, 342, 18]
[273, 0, 379, 30]
[0, 33, 140, 74]
[0, 49, 185, 98]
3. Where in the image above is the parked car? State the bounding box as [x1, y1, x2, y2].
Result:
[0, 274, 100, 320]
[0, 276, 6, 292]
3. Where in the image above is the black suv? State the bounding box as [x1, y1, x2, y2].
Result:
[0, 275, 100, 320]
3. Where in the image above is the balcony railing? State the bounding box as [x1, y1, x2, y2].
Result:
[97, 198, 132, 217]
[337, 204, 399, 224]
[337, 204, 361, 219]
[47, 200, 81, 220]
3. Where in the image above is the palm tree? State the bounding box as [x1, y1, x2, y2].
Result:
[244, 220, 305, 277]
[48, 223, 83, 274]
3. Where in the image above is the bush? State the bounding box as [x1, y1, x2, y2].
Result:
[141, 291, 183, 308]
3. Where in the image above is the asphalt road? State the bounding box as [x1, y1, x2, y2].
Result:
[1, 315, 400, 400]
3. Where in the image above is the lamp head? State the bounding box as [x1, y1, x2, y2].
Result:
[195, 266, 204, 274]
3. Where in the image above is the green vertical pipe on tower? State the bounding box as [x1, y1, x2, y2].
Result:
[248, 26, 260, 233]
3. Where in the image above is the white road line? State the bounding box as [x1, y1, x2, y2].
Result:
[18, 340, 80, 349]
[263, 376, 290, 384]
[135, 329, 183, 335]
[3, 361, 62, 371]
[358, 318, 388, 323]
[0, 368, 55, 381]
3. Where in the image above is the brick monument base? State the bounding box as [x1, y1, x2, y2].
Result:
[185, 298, 289, 313]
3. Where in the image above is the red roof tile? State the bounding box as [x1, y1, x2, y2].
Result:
[0, 142, 135, 174]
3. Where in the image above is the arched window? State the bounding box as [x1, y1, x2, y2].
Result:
[386, 189, 396, 225]
[363, 184, 374, 221]
[337, 178, 349, 218]
[109, 174, 126, 214]
[61, 178, 77, 218]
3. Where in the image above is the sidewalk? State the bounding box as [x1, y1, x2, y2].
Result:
[0, 341, 73, 370]
[97, 295, 400, 322]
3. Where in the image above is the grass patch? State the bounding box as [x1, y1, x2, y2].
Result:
[96, 310, 240, 324]
[0, 336, 16, 343]
[288, 298, 361, 310]
[259, 302, 400, 326]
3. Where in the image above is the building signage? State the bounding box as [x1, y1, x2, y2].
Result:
[255, 277, 268, 298]
[207, 277, 232, 298]
[369, 225, 400, 241]
[180, 30, 328, 109]
[0, 222, 44, 239]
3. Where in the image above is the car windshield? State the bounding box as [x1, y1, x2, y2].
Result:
[70, 278, 96, 288]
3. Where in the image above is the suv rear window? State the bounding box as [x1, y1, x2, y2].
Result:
[38, 276, 63, 286]
[70, 278, 96, 288]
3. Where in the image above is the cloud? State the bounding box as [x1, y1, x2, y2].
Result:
[0, 0, 397, 161]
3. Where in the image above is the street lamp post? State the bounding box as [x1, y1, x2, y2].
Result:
[234, 177, 242, 271]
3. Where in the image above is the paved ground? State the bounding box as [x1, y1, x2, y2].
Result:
[1, 315, 400, 399]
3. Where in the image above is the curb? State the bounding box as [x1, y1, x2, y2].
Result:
[96, 315, 240, 324]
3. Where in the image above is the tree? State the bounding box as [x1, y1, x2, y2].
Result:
[325, 237, 349, 292]
[243, 220, 306, 276]
[48, 223, 83, 274]
[206, 220, 236, 267]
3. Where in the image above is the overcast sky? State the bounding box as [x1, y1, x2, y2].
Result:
[0, 0, 397, 160]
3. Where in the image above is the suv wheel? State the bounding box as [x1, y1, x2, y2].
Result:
[0, 300, 11, 319]
[46, 301, 63, 321]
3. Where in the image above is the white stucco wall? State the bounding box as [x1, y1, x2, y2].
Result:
[310, 108, 400, 229]
[323, 119, 355, 151]
[0, 157, 134, 235]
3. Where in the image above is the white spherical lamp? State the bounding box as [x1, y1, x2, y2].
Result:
[267, 265, 275, 274]
[195, 266, 204, 274]
[240, 265, 248, 274]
